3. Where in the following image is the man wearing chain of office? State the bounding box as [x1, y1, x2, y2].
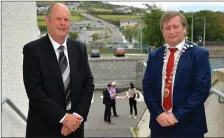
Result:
[143, 11, 211, 138]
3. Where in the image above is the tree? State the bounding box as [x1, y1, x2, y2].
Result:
[91, 33, 100, 41]
[142, 4, 164, 47]
[122, 27, 138, 42]
[69, 32, 78, 40]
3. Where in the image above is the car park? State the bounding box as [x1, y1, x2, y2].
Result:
[114, 48, 125, 57]
[90, 49, 100, 58]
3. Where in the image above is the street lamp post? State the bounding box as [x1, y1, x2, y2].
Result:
[191, 13, 194, 42]
[203, 17, 206, 47]
[138, 24, 143, 53]
[192, 16, 206, 47]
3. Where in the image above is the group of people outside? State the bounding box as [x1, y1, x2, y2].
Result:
[103, 82, 141, 124]
[22, 2, 211, 138]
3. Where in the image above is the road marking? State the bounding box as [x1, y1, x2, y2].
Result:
[91, 93, 94, 103]
[100, 95, 123, 99]
[100, 95, 143, 101]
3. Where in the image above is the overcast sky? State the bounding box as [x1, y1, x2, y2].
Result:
[109, 2, 224, 12]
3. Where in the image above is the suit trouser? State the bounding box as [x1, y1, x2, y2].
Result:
[104, 104, 112, 122]
[111, 99, 118, 116]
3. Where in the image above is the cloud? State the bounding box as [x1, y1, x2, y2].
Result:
[109, 2, 224, 12]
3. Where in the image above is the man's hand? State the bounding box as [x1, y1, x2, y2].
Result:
[62, 114, 82, 132]
[61, 125, 72, 136]
[156, 112, 177, 127]
[166, 112, 178, 124]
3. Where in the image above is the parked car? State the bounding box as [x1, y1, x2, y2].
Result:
[90, 49, 100, 58]
[114, 48, 125, 57]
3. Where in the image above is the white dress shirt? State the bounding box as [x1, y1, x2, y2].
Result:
[161, 39, 185, 112]
[48, 35, 83, 123]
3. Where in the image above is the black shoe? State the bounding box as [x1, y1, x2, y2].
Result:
[114, 115, 119, 117]
[104, 120, 108, 122]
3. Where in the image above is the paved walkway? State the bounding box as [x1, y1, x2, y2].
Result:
[84, 90, 146, 137]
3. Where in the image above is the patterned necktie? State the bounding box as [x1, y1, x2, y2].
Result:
[58, 46, 71, 111]
[163, 48, 178, 111]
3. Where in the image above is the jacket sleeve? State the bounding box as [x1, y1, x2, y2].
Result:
[23, 44, 66, 126]
[173, 50, 211, 122]
[142, 54, 164, 118]
[103, 89, 111, 100]
[74, 43, 95, 122]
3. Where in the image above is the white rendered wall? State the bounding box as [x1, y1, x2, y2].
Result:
[2, 2, 38, 137]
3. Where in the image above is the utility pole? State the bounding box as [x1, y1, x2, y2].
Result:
[203, 17, 206, 47]
[140, 26, 142, 53]
[138, 24, 143, 53]
[191, 13, 194, 42]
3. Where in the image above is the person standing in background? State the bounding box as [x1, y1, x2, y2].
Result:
[110, 81, 119, 117]
[103, 83, 115, 124]
[123, 82, 140, 119]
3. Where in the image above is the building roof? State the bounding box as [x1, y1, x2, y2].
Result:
[120, 19, 138, 23]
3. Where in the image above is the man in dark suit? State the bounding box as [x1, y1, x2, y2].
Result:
[142, 11, 211, 138]
[103, 83, 115, 124]
[23, 3, 94, 137]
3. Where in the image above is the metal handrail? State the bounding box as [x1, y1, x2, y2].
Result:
[134, 61, 148, 129]
[134, 106, 147, 129]
[2, 98, 27, 122]
[210, 88, 224, 98]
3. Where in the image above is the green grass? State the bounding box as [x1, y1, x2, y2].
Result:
[132, 127, 139, 137]
[91, 8, 112, 13]
[97, 14, 140, 20]
[37, 15, 46, 21]
[37, 15, 84, 22]
[71, 9, 87, 14]
[38, 21, 47, 26]
[71, 16, 84, 22]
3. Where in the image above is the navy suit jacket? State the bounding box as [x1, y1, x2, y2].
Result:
[142, 41, 211, 136]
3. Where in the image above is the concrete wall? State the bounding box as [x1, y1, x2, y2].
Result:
[2, 2, 38, 137]
[205, 68, 224, 137]
[89, 58, 144, 89]
[206, 46, 224, 58]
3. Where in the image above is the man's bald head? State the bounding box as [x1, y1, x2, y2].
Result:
[46, 3, 70, 18]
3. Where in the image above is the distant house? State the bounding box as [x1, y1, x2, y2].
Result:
[71, 21, 105, 32]
[120, 19, 138, 28]
[37, 6, 49, 15]
[114, 7, 132, 13]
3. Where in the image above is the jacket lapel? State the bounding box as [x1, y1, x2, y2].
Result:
[157, 46, 166, 93]
[174, 46, 192, 90]
[41, 35, 65, 95]
[67, 39, 79, 84]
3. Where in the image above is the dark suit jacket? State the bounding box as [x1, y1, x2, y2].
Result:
[142, 41, 211, 137]
[23, 35, 95, 137]
[103, 89, 112, 105]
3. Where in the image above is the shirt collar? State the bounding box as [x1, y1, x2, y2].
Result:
[48, 34, 67, 51]
[166, 39, 185, 51]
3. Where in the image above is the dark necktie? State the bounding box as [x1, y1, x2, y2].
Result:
[163, 48, 178, 111]
[58, 46, 71, 111]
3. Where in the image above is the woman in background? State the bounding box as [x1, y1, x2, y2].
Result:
[123, 82, 140, 119]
